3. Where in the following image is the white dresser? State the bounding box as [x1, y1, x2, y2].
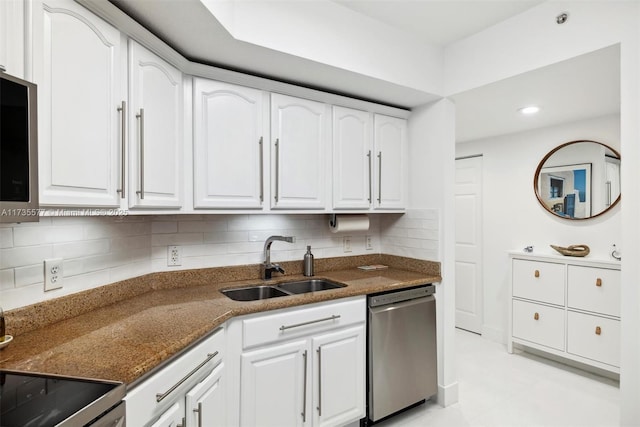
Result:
[508, 251, 621, 373]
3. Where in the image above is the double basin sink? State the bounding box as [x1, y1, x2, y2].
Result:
[221, 279, 346, 301]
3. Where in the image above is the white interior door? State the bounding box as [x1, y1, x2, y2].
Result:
[455, 156, 483, 333]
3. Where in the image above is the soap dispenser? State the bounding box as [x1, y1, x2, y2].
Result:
[303, 246, 314, 277]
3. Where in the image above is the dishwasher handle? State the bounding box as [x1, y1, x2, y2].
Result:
[368, 294, 434, 314]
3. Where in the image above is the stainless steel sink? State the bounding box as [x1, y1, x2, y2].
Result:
[221, 279, 346, 301]
[221, 285, 290, 301]
[276, 279, 346, 294]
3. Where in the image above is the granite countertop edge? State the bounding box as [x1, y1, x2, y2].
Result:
[0, 254, 441, 386]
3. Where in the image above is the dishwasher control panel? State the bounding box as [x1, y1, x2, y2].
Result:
[368, 284, 434, 307]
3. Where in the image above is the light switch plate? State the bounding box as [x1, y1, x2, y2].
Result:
[44, 258, 63, 291]
[343, 236, 352, 253]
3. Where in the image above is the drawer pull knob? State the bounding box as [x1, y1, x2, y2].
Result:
[596, 278, 602, 287]
[534, 312, 539, 320]
[596, 326, 602, 335]
[534, 270, 540, 278]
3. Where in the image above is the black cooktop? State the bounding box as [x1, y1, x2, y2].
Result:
[0, 370, 124, 427]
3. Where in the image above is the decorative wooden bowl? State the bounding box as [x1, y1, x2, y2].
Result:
[550, 244, 590, 257]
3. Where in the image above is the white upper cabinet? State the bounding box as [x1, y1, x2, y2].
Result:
[0, 0, 26, 79]
[332, 108, 407, 211]
[373, 114, 407, 210]
[35, 0, 124, 207]
[193, 79, 267, 209]
[128, 40, 183, 209]
[332, 106, 373, 209]
[271, 94, 328, 210]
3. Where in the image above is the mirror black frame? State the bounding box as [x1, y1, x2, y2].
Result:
[534, 140, 621, 220]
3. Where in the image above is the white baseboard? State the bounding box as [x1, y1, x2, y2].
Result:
[437, 381, 459, 407]
[481, 325, 504, 344]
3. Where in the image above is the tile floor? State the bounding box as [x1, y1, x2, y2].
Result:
[379, 329, 620, 427]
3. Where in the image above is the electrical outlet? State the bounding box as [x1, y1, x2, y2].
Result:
[365, 235, 373, 250]
[343, 236, 352, 253]
[44, 258, 63, 291]
[168, 245, 182, 266]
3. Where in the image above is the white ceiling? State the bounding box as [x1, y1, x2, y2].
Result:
[335, 0, 544, 46]
[452, 45, 620, 143]
[108, 0, 621, 142]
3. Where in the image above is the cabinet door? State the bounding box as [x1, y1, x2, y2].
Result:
[332, 106, 373, 209]
[312, 325, 366, 427]
[512, 299, 565, 351]
[373, 114, 407, 210]
[193, 79, 266, 209]
[512, 259, 565, 306]
[150, 402, 184, 427]
[0, 0, 26, 78]
[129, 40, 182, 208]
[185, 362, 226, 427]
[271, 93, 327, 210]
[567, 311, 620, 367]
[567, 265, 620, 317]
[35, 0, 124, 207]
[240, 339, 308, 427]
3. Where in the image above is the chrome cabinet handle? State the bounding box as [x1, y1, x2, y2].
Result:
[279, 315, 341, 332]
[156, 351, 218, 402]
[259, 137, 264, 203]
[317, 347, 322, 416]
[274, 138, 280, 203]
[193, 402, 203, 427]
[301, 350, 308, 422]
[377, 151, 382, 203]
[135, 108, 145, 200]
[367, 150, 372, 203]
[117, 101, 126, 198]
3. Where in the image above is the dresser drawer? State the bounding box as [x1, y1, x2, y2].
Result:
[242, 296, 366, 349]
[512, 259, 565, 305]
[512, 299, 565, 351]
[567, 266, 620, 317]
[567, 311, 620, 367]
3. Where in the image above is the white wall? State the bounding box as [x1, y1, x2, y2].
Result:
[0, 210, 438, 310]
[408, 99, 458, 406]
[456, 114, 621, 343]
[445, 2, 639, 422]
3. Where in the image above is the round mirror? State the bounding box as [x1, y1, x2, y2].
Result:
[534, 140, 620, 220]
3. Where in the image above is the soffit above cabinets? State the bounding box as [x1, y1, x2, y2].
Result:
[451, 44, 621, 143]
[105, 0, 543, 109]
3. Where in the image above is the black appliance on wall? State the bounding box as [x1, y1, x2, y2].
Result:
[0, 69, 39, 223]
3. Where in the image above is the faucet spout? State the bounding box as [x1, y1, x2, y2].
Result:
[262, 235, 295, 280]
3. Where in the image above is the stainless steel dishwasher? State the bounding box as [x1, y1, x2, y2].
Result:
[366, 284, 437, 424]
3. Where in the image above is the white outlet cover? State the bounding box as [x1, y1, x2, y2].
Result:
[44, 258, 63, 291]
[167, 245, 182, 266]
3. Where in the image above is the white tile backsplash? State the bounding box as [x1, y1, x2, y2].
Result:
[0, 210, 439, 309]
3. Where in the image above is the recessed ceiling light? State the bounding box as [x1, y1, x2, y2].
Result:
[518, 106, 540, 115]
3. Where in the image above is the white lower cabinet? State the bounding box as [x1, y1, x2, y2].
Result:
[231, 297, 366, 427]
[150, 402, 185, 427]
[312, 326, 365, 427]
[185, 361, 226, 427]
[240, 339, 308, 427]
[509, 253, 621, 373]
[125, 328, 225, 427]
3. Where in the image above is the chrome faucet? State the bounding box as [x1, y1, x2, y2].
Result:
[262, 235, 295, 280]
